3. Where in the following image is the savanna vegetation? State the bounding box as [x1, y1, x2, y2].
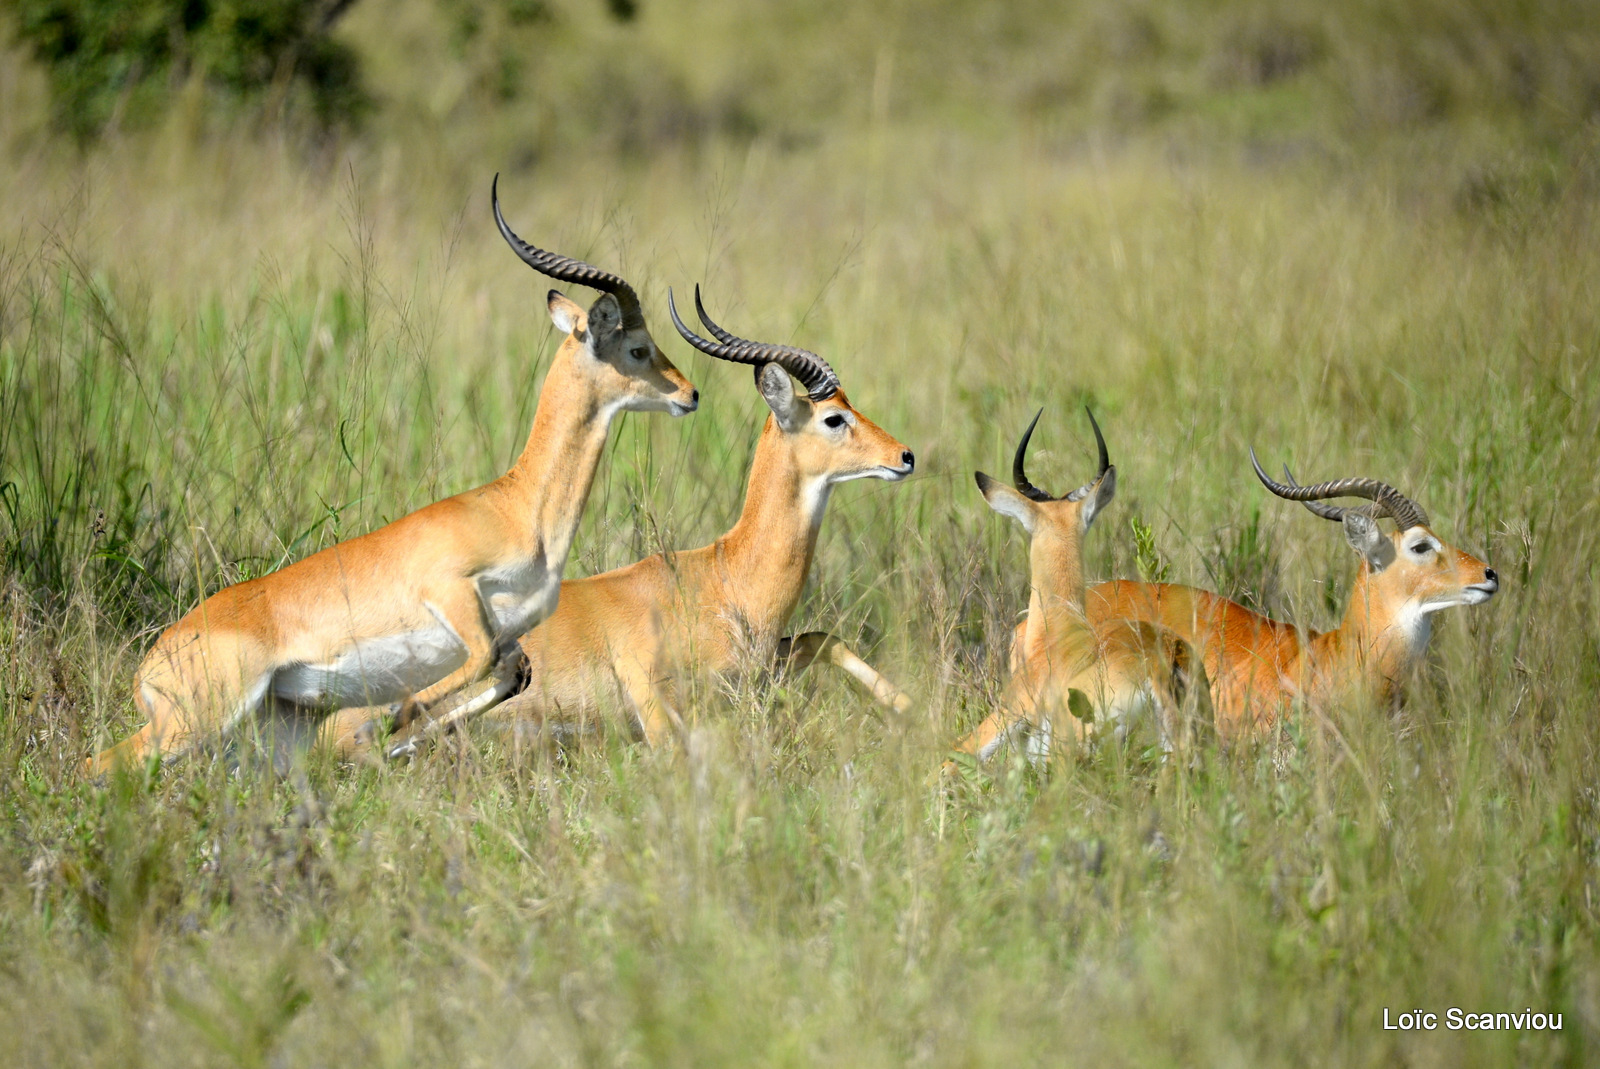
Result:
[2, 1, 1599, 1064]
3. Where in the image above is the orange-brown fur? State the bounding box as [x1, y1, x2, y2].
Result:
[329, 364, 913, 751]
[1077, 525, 1497, 734]
[88, 290, 696, 774]
[951, 420, 1210, 767]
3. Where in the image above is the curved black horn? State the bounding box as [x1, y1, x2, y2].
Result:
[668, 285, 841, 401]
[1088, 407, 1110, 481]
[1011, 408, 1052, 502]
[693, 285, 737, 345]
[1251, 448, 1431, 530]
[1063, 407, 1113, 503]
[492, 174, 644, 329]
[1280, 464, 1353, 522]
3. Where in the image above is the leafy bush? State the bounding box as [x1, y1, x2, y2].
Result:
[8, 0, 369, 139]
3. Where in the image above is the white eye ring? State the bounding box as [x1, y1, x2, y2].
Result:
[822, 413, 847, 429]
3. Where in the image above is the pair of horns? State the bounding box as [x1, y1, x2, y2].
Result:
[1250, 449, 1431, 530]
[1008, 407, 1112, 503]
[667, 285, 840, 401]
[492, 174, 645, 331]
[492, 176, 841, 400]
[1006, 418, 1431, 533]
[493, 176, 1429, 533]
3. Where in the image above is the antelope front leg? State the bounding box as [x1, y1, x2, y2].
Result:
[378, 589, 524, 760]
[321, 645, 528, 762]
[616, 659, 686, 749]
[942, 679, 1042, 776]
[1007, 618, 1029, 676]
[383, 645, 528, 760]
[777, 632, 913, 715]
[944, 708, 1026, 773]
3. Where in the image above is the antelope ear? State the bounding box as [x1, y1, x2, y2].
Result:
[548, 290, 586, 337]
[757, 363, 805, 431]
[976, 472, 1037, 534]
[1081, 467, 1117, 531]
[586, 293, 623, 347]
[1343, 511, 1395, 571]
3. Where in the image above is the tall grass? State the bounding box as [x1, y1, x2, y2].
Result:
[3, 3, 1600, 1065]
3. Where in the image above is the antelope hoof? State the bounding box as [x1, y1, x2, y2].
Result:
[385, 736, 424, 763]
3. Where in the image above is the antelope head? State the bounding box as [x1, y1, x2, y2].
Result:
[493, 175, 698, 417]
[1250, 450, 1499, 650]
[976, 408, 1115, 605]
[669, 286, 914, 494]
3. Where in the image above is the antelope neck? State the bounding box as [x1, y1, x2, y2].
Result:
[1025, 530, 1091, 643]
[716, 418, 831, 634]
[1310, 563, 1418, 696]
[501, 346, 623, 570]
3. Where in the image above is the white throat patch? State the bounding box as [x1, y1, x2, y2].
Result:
[801, 477, 834, 532]
[1392, 602, 1436, 657]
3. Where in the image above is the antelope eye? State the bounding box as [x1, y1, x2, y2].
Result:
[1409, 541, 1431, 556]
[823, 413, 847, 429]
[630, 346, 650, 361]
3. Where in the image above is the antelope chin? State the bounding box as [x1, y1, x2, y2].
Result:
[1419, 586, 1495, 614]
[832, 465, 911, 484]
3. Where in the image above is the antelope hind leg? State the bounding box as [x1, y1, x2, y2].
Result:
[1151, 630, 1213, 768]
[86, 630, 275, 777]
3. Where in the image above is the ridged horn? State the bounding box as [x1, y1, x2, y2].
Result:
[668, 285, 841, 401]
[1011, 407, 1112, 504]
[1011, 409, 1053, 502]
[1280, 464, 1357, 522]
[1250, 448, 1431, 530]
[492, 174, 645, 330]
[693, 285, 737, 345]
[1063, 407, 1111, 503]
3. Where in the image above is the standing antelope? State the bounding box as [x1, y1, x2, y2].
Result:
[1080, 452, 1500, 735]
[332, 285, 915, 754]
[949, 410, 1210, 767]
[85, 177, 698, 774]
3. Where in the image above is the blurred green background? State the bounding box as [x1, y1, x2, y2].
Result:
[2, 2, 1599, 1066]
[8, 0, 1600, 153]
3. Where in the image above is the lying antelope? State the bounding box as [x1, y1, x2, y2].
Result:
[332, 285, 915, 753]
[949, 410, 1210, 768]
[85, 177, 698, 774]
[1080, 452, 1500, 734]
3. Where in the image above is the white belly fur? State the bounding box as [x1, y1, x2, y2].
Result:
[266, 558, 557, 709]
[271, 625, 467, 706]
[1100, 684, 1157, 741]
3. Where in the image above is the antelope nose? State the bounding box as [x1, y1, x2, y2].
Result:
[901, 450, 915, 471]
[1484, 567, 1498, 589]
[690, 388, 700, 405]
